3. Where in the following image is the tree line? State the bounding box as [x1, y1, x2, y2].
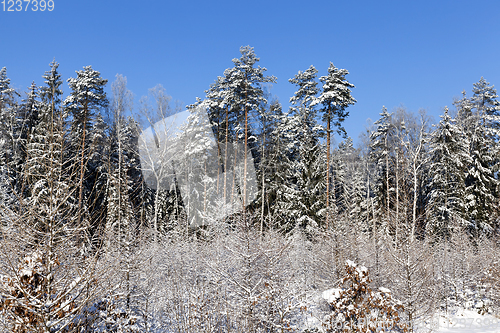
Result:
[0, 46, 499, 331]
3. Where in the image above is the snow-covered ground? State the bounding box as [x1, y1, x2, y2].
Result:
[420, 309, 500, 333]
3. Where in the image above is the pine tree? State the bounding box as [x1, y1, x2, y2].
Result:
[226, 46, 276, 210]
[16, 82, 42, 193]
[175, 102, 219, 229]
[203, 72, 238, 207]
[253, 98, 283, 234]
[197, 46, 276, 226]
[318, 63, 356, 228]
[64, 65, 109, 241]
[333, 137, 367, 223]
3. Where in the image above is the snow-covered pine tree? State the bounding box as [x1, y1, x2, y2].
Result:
[336, 138, 367, 223]
[22, 60, 69, 218]
[427, 107, 471, 238]
[19, 82, 41, 140]
[471, 77, 500, 142]
[15, 82, 42, 193]
[27, 59, 65, 200]
[203, 71, 238, 209]
[318, 63, 356, 229]
[196, 46, 276, 228]
[175, 102, 219, 231]
[226, 46, 276, 210]
[23, 88, 70, 237]
[121, 116, 147, 228]
[64, 65, 109, 243]
[470, 78, 500, 227]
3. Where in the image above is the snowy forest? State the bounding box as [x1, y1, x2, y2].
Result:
[0, 46, 500, 332]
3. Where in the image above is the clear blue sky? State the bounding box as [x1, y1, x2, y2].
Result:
[1, 0, 499, 146]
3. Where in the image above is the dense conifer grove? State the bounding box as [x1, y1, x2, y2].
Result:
[0, 46, 499, 332]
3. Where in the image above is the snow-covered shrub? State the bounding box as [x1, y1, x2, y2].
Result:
[75, 296, 142, 332]
[321, 260, 406, 332]
[0, 251, 77, 332]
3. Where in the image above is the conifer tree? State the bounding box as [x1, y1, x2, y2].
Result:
[254, 98, 283, 233]
[64, 66, 109, 240]
[226, 46, 276, 209]
[0, 67, 20, 178]
[16, 82, 42, 191]
[369, 107, 395, 231]
[318, 63, 356, 228]
[204, 72, 237, 206]
[39, 59, 63, 109]
[283, 66, 325, 234]
[455, 81, 499, 234]
[428, 107, 470, 238]
[264, 103, 298, 230]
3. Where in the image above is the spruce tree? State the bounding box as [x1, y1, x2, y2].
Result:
[369, 107, 395, 232]
[428, 107, 470, 238]
[0, 67, 21, 200]
[283, 66, 325, 234]
[455, 81, 499, 234]
[39, 59, 63, 109]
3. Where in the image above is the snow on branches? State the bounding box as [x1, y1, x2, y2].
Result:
[321, 260, 406, 333]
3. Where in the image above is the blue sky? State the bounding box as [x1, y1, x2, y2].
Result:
[1, 0, 499, 146]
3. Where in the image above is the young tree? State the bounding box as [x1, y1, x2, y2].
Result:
[322, 260, 406, 333]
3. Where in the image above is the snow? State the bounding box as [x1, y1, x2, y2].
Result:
[322, 288, 341, 303]
[422, 309, 500, 333]
[345, 259, 356, 267]
[379, 287, 391, 293]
